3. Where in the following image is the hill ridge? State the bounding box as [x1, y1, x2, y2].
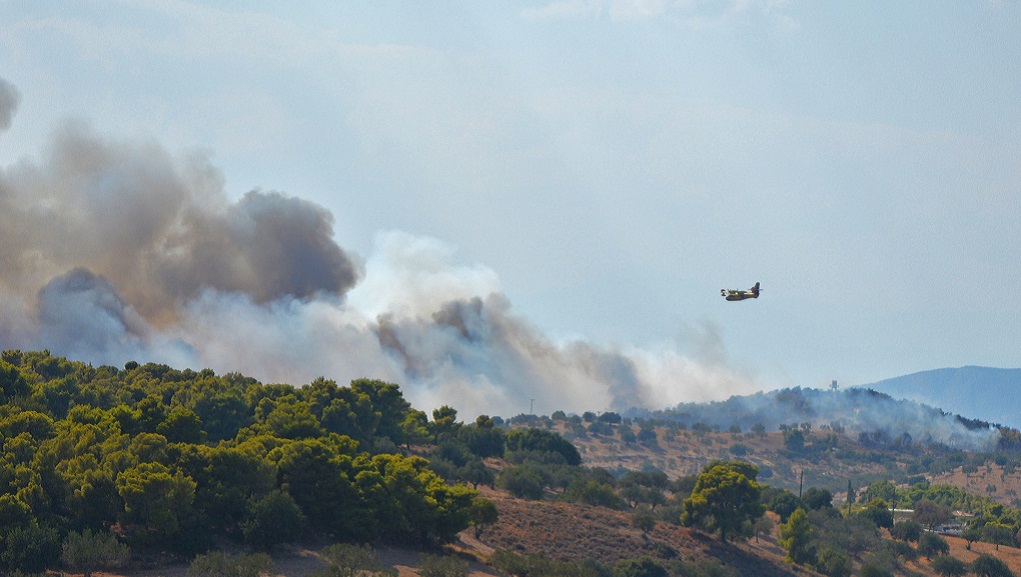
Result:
[862, 366, 1021, 428]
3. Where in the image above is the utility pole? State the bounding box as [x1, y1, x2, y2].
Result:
[529, 398, 535, 415]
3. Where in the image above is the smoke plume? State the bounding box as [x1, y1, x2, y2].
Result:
[0, 123, 358, 323]
[0, 82, 756, 418]
[1, 77, 1001, 451]
[0, 79, 18, 131]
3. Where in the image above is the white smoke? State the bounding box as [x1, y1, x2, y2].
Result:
[166, 236, 760, 416]
[644, 387, 1000, 451]
[0, 78, 761, 417]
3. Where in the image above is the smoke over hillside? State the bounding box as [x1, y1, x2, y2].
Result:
[0, 81, 758, 417]
[0, 80, 1008, 452]
[635, 387, 1000, 451]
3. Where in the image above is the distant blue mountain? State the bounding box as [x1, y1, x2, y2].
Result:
[862, 366, 1021, 429]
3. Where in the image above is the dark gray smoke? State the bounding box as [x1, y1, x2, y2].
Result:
[0, 122, 359, 323]
[156, 189, 359, 307]
[0, 78, 18, 131]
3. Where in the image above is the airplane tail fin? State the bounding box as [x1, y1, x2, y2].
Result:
[752, 282, 760, 296]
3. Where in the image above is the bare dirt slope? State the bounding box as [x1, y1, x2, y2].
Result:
[931, 463, 1021, 507]
[473, 486, 820, 577]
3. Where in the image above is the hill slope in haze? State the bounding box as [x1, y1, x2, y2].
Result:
[862, 366, 1021, 429]
[630, 386, 1003, 452]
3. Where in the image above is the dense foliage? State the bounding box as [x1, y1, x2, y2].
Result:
[0, 350, 494, 574]
[680, 461, 764, 543]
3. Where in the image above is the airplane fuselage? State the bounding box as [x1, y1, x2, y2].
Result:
[721, 282, 760, 301]
[723, 292, 757, 301]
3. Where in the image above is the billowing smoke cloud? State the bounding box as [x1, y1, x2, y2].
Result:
[373, 295, 641, 412]
[0, 79, 766, 417]
[159, 243, 751, 417]
[0, 78, 19, 131]
[35, 268, 195, 368]
[0, 122, 359, 322]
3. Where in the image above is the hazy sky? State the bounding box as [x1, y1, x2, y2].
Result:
[1, 1, 1019, 413]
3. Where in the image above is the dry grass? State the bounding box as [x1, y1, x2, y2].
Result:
[474, 487, 821, 577]
[559, 423, 893, 493]
[888, 532, 1021, 577]
[932, 463, 1021, 507]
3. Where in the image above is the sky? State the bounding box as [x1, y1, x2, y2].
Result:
[0, 1, 1018, 418]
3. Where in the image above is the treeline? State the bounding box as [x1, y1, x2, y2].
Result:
[0, 350, 519, 574]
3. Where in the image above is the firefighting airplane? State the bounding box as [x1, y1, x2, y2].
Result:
[721, 282, 761, 301]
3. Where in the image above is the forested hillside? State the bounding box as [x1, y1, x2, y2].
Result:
[0, 350, 501, 573]
[7, 349, 1021, 577]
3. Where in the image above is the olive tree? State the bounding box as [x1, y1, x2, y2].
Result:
[680, 461, 764, 543]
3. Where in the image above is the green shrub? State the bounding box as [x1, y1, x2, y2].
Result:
[669, 558, 738, 577]
[419, 554, 469, 577]
[814, 547, 852, 577]
[497, 465, 545, 500]
[931, 555, 967, 577]
[917, 533, 950, 560]
[187, 552, 273, 577]
[615, 557, 667, 577]
[61, 530, 131, 577]
[313, 544, 396, 577]
[971, 553, 1015, 577]
[243, 490, 305, 549]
